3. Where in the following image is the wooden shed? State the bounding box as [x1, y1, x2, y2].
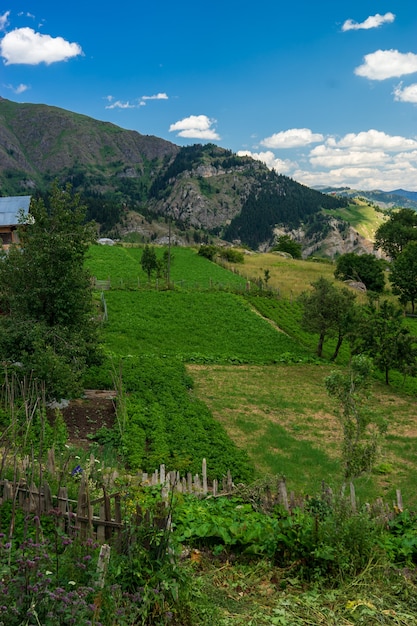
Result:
[0, 196, 31, 248]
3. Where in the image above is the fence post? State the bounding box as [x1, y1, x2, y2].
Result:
[47, 449, 56, 475]
[349, 482, 357, 513]
[58, 486, 69, 530]
[202, 459, 208, 495]
[42, 480, 52, 513]
[278, 477, 289, 511]
[96, 544, 111, 589]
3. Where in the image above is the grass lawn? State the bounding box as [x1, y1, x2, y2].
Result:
[188, 363, 417, 505]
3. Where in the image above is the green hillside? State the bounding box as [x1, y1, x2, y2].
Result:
[2, 240, 417, 625]
[324, 198, 387, 241]
[87, 244, 417, 503]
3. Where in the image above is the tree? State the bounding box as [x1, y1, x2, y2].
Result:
[299, 277, 356, 359]
[0, 182, 98, 399]
[389, 241, 417, 313]
[141, 244, 158, 281]
[156, 249, 173, 283]
[326, 355, 385, 479]
[334, 252, 386, 293]
[374, 208, 417, 260]
[272, 235, 302, 259]
[351, 300, 417, 384]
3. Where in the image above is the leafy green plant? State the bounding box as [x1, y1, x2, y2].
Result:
[326, 355, 386, 479]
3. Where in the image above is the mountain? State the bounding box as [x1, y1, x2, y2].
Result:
[389, 189, 417, 203]
[0, 98, 348, 250]
[317, 186, 417, 211]
[0, 97, 178, 190]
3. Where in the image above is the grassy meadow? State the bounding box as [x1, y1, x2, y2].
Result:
[90, 243, 417, 505]
[222, 252, 339, 299]
[324, 200, 387, 241]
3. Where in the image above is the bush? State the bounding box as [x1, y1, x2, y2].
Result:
[197, 245, 217, 261]
[219, 248, 245, 263]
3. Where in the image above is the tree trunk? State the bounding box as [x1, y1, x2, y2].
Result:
[317, 332, 325, 357]
[330, 333, 343, 361]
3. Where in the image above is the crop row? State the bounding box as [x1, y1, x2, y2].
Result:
[101, 290, 309, 364]
[86, 354, 254, 481]
[87, 244, 247, 289]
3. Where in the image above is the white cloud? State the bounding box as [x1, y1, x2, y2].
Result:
[237, 150, 294, 174]
[355, 49, 417, 80]
[309, 145, 389, 168]
[342, 12, 395, 32]
[0, 11, 10, 31]
[141, 93, 168, 101]
[104, 93, 169, 109]
[393, 82, 417, 104]
[5, 82, 29, 94]
[247, 128, 417, 191]
[328, 129, 417, 151]
[261, 128, 324, 149]
[295, 161, 417, 191]
[0, 27, 83, 65]
[169, 115, 220, 140]
[105, 100, 136, 110]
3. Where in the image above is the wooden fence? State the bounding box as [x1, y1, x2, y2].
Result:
[0, 458, 236, 546]
[0, 458, 405, 549]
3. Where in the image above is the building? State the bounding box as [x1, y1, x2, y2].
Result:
[0, 196, 31, 248]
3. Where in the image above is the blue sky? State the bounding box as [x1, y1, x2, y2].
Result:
[1, 1, 417, 191]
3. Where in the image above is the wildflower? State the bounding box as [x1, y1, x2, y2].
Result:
[71, 465, 82, 476]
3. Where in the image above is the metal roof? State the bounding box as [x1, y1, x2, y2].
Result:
[0, 196, 31, 227]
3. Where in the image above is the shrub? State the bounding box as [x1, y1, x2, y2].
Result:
[219, 248, 245, 263]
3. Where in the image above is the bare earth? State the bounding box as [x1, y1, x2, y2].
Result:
[59, 390, 116, 448]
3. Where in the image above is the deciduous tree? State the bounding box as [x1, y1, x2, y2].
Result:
[299, 277, 356, 359]
[141, 244, 158, 281]
[0, 182, 99, 399]
[374, 208, 417, 260]
[334, 252, 386, 293]
[273, 235, 302, 259]
[351, 300, 417, 384]
[326, 355, 385, 479]
[389, 241, 417, 313]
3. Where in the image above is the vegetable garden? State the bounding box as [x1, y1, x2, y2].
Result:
[2, 242, 417, 624]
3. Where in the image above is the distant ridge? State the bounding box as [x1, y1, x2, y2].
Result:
[317, 186, 417, 210]
[0, 98, 347, 249]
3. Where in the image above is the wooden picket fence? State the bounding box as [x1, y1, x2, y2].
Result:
[0, 458, 236, 548]
[0, 458, 405, 550]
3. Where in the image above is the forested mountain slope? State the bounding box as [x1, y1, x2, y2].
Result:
[0, 98, 347, 249]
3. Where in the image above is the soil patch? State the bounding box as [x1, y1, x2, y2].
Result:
[58, 390, 116, 448]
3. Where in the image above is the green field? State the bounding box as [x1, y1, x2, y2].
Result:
[102, 290, 308, 363]
[87, 244, 247, 289]
[90, 243, 417, 503]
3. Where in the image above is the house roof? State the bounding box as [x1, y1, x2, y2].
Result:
[0, 196, 31, 227]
